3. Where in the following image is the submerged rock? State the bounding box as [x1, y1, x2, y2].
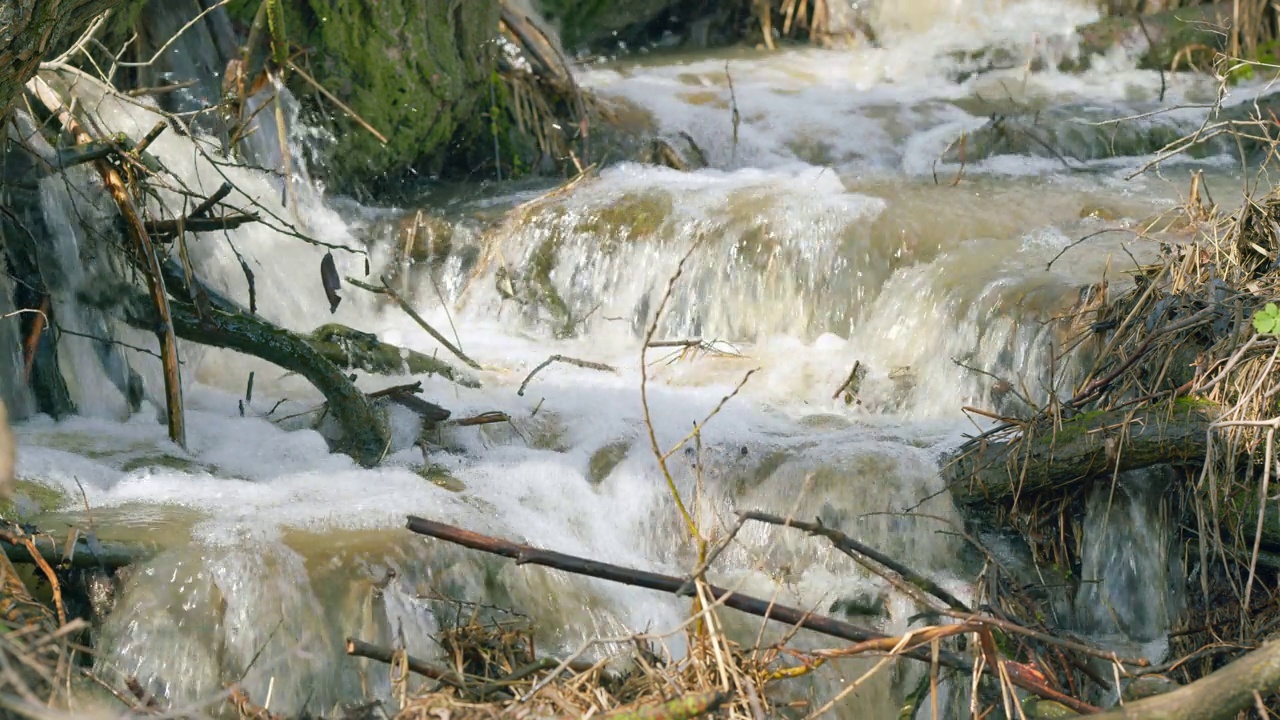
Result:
[947, 4, 1231, 81]
[939, 104, 1226, 166]
[637, 132, 709, 171]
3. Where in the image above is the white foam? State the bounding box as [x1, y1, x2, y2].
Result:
[20, 3, 1239, 712]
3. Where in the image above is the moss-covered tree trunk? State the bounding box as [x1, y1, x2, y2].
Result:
[0, 0, 124, 114]
[225, 0, 502, 193]
[945, 401, 1217, 506]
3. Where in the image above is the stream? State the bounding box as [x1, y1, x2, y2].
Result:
[8, 0, 1264, 716]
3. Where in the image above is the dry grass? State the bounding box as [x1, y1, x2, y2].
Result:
[391, 605, 775, 720]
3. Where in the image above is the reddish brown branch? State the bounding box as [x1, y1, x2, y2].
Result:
[403, 516, 1098, 710]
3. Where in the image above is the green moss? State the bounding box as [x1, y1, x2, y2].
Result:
[308, 324, 480, 387]
[417, 464, 465, 492]
[527, 233, 575, 338]
[574, 191, 673, 246]
[229, 0, 502, 192]
[587, 440, 630, 485]
[828, 593, 886, 619]
[119, 453, 212, 474]
[535, 0, 676, 50]
[0, 480, 69, 520]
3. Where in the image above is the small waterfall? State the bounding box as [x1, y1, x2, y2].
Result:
[1074, 466, 1187, 660]
[5, 1, 1243, 717]
[37, 178, 138, 421]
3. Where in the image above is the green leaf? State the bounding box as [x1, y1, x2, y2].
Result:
[1255, 302, 1280, 335]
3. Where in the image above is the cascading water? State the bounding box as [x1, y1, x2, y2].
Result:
[11, 0, 1261, 716]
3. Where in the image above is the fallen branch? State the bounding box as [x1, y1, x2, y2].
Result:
[831, 360, 865, 401]
[403, 515, 932, 655]
[446, 411, 510, 427]
[944, 401, 1217, 506]
[188, 182, 233, 219]
[344, 637, 466, 689]
[144, 213, 259, 238]
[740, 511, 970, 612]
[125, 80, 198, 98]
[306, 324, 479, 388]
[403, 516, 1094, 710]
[27, 74, 187, 448]
[517, 354, 616, 396]
[347, 276, 482, 371]
[116, 298, 390, 468]
[0, 534, 149, 570]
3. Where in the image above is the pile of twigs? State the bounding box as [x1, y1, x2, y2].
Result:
[380, 613, 767, 720]
[939, 134, 1280, 714]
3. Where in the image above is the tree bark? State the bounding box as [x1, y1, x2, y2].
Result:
[1091, 640, 1280, 720]
[118, 296, 392, 468]
[0, 0, 123, 115]
[945, 402, 1216, 506]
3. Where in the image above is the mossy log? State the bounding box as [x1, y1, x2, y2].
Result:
[1, 534, 148, 570]
[945, 401, 1216, 506]
[307, 324, 480, 388]
[120, 298, 391, 468]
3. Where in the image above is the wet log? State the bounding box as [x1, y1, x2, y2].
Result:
[307, 324, 480, 388]
[1, 534, 149, 570]
[144, 213, 260, 238]
[945, 401, 1216, 506]
[1090, 639, 1280, 720]
[118, 297, 391, 468]
[499, 0, 573, 87]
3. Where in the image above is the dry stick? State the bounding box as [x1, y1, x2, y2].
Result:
[641, 242, 703, 540]
[144, 213, 258, 237]
[346, 276, 482, 371]
[404, 516, 951, 661]
[125, 80, 198, 98]
[831, 360, 862, 400]
[344, 637, 468, 690]
[286, 60, 388, 145]
[647, 338, 704, 348]
[740, 511, 971, 613]
[1068, 303, 1220, 409]
[17, 535, 65, 627]
[188, 181, 233, 218]
[446, 411, 510, 427]
[26, 76, 186, 448]
[132, 120, 167, 155]
[407, 515, 1097, 711]
[114, 0, 234, 67]
[517, 354, 617, 396]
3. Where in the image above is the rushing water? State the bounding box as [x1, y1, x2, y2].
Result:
[10, 0, 1267, 716]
